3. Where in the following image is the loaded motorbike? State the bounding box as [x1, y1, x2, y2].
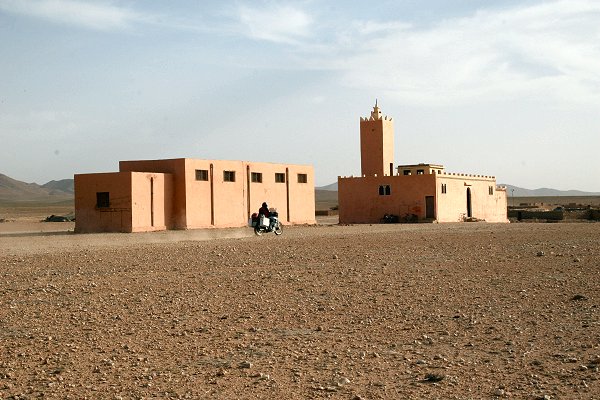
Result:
[249, 210, 283, 236]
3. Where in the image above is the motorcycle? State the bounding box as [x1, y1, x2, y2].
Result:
[249, 211, 283, 236]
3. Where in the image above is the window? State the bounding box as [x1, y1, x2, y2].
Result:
[251, 172, 262, 183]
[403, 170, 411, 175]
[417, 169, 424, 175]
[275, 173, 286, 183]
[195, 169, 208, 181]
[379, 185, 391, 196]
[96, 192, 110, 208]
[441, 183, 447, 194]
[223, 170, 236, 182]
[297, 173, 308, 183]
[489, 186, 494, 195]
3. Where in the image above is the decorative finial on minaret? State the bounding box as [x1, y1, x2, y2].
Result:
[371, 99, 382, 120]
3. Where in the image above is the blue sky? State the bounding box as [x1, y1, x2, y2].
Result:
[1, 0, 599, 190]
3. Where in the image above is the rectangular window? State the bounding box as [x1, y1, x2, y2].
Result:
[379, 185, 391, 196]
[403, 170, 411, 175]
[223, 170, 236, 182]
[195, 169, 208, 181]
[251, 172, 262, 183]
[96, 192, 110, 208]
[297, 173, 308, 183]
[489, 186, 494, 195]
[275, 172, 286, 183]
[441, 183, 447, 194]
[417, 169, 424, 175]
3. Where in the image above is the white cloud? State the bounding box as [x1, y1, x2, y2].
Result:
[0, 0, 146, 31]
[236, 4, 312, 44]
[301, 0, 600, 107]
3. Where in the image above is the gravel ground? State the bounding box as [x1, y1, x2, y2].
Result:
[1, 222, 599, 399]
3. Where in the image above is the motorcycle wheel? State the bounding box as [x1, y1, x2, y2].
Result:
[274, 222, 283, 235]
[254, 225, 263, 236]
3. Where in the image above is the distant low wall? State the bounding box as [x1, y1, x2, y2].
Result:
[509, 209, 600, 221]
[508, 210, 563, 221]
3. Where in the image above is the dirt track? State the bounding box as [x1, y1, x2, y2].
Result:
[1, 221, 599, 399]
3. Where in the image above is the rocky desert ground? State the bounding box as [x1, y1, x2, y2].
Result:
[1, 215, 599, 399]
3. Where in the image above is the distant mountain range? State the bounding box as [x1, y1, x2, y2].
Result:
[498, 184, 600, 197]
[316, 181, 600, 197]
[0, 174, 73, 203]
[1, 173, 599, 204]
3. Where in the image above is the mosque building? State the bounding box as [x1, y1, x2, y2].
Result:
[338, 103, 508, 223]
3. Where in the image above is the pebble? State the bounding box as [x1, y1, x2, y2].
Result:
[424, 373, 445, 382]
[537, 251, 545, 257]
[336, 376, 350, 386]
[239, 361, 252, 369]
[258, 373, 270, 380]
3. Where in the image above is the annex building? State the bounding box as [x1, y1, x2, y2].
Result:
[75, 158, 315, 233]
[338, 103, 508, 223]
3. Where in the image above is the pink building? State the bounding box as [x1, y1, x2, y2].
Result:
[75, 158, 315, 233]
[338, 103, 508, 223]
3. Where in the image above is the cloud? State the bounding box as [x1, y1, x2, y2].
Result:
[302, 0, 600, 107]
[0, 0, 147, 31]
[236, 4, 312, 44]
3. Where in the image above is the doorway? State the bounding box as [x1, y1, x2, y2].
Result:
[425, 196, 435, 219]
[466, 187, 472, 218]
[150, 177, 154, 227]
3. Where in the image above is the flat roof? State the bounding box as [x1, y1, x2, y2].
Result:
[397, 163, 445, 168]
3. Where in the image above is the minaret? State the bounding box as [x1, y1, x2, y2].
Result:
[360, 100, 394, 177]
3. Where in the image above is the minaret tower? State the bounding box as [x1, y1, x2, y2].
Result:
[360, 100, 394, 177]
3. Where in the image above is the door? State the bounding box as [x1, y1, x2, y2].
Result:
[425, 196, 435, 219]
[466, 188, 472, 218]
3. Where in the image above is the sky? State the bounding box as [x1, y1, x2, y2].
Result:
[1, 0, 599, 191]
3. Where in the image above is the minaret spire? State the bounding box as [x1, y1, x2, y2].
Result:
[371, 99, 382, 120]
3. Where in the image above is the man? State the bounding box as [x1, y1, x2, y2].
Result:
[258, 202, 270, 228]
[258, 202, 270, 217]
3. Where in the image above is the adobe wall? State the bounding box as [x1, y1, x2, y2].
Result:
[120, 159, 186, 228]
[183, 160, 315, 229]
[74, 172, 134, 233]
[286, 164, 316, 224]
[130, 173, 174, 232]
[436, 174, 508, 223]
[245, 163, 288, 223]
[184, 159, 246, 229]
[338, 174, 436, 224]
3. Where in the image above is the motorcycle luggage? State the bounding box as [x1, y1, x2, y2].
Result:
[259, 215, 270, 227]
[249, 213, 259, 227]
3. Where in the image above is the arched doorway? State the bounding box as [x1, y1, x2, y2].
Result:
[466, 187, 472, 218]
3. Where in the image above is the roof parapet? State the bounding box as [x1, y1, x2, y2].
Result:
[437, 171, 496, 179]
